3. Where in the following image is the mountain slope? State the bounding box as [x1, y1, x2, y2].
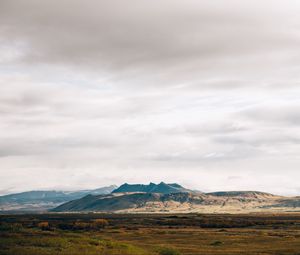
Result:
[206, 191, 276, 199]
[0, 185, 117, 212]
[52, 192, 206, 212]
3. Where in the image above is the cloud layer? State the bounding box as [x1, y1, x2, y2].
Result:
[0, 0, 300, 195]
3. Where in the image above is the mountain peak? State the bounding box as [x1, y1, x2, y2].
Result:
[112, 182, 190, 194]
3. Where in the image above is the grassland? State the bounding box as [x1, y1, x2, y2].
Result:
[1, 213, 300, 255]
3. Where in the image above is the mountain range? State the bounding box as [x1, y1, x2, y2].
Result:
[0, 185, 117, 212]
[53, 182, 300, 213]
[1, 182, 299, 213]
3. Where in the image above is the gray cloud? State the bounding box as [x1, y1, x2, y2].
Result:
[1, 0, 300, 88]
[241, 104, 300, 126]
[0, 0, 300, 195]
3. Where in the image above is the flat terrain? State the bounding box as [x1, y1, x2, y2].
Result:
[1, 213, 300, 255]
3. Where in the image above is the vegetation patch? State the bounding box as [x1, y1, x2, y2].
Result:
[210, 240, 224, 246]
[158, 247, 181, 255]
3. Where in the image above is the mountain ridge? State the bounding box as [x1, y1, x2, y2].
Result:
[112, 182, 192, 194]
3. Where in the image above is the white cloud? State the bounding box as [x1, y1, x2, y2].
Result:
[0, 0, 300, 195]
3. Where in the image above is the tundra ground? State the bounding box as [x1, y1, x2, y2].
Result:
[1, 213, 300, 255]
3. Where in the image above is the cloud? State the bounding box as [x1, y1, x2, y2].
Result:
[0, 0, 300, 195]
[1, 0, 300, 88]
[241, 103, 300, 126]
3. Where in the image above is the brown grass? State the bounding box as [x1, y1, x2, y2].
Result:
[1, 213, 300, 255]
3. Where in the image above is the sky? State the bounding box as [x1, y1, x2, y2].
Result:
[0, 0, 300, 196]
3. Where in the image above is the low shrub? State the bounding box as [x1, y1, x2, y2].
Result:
[37, 221, 50, 231]
[0, 222, 23, 232]
[210, 240, 223, 246]
[73, 222, 90, 230]
[91, 219, 108, 229]
[70, 219, 109, 230]
[158, 247, 181, 255]
[57, 223, 74, 230]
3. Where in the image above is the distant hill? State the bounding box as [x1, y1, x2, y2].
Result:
[112, 182, 191, 194]
[0, 185, 117, 212]
[206, 191, 275, 198]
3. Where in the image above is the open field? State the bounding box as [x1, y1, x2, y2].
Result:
[1, 213, 300, 255]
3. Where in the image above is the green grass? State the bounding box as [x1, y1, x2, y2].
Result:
[0, 228, 149, 255]
[158, 247, 181, 255]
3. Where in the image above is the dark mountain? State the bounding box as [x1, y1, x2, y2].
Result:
[0, 185, 117, 212]
[112, 182, 190, 194]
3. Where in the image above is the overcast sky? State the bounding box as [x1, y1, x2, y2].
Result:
[0, 0, 300, 196]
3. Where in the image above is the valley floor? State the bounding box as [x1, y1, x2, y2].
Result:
[1, 213, 300, 255]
